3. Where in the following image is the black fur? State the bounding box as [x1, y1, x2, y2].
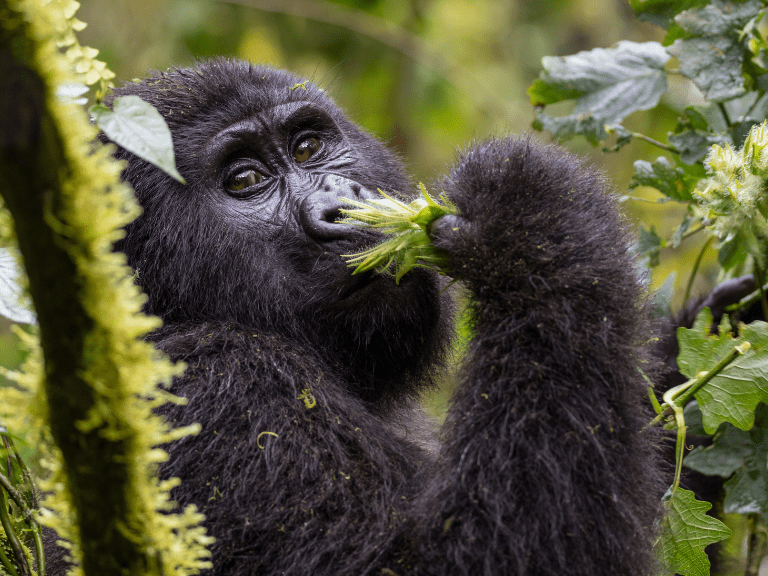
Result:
[48, 59, 660, 575]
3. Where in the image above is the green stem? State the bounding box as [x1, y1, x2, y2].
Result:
[719, 102, 732, 127]
[683, 236, 714, 305]
[31, 527, 43, 576]
[754, 264, 768, 321]
[0, 490, 28, 576]
[0, 474, 33, 524]
[677, 344, 746, 407]
[0, 436, 42, 576]
[746, 513, 767, 576]
[724, 278, 768, 314]
[631, 132, 680, 154]
[0, 542, 19, 576]
[1, 435, 11, 479]
[662, 381, 690, 493]
[649, 344, 746, 426]
[0, 470, 43, 576]
[680, 225, 707, 242]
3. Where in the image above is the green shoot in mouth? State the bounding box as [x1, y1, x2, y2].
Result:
[339, 183, 459, 283]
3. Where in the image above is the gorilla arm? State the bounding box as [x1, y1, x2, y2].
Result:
[412, 138, 660, 576]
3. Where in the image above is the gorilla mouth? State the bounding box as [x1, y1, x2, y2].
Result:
[338, 270, 385, 300]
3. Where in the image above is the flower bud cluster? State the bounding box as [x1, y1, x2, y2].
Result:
[694, 121, 768, 256]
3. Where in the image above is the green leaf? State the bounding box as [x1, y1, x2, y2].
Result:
[530, 41, 670, 143]
[671, 213, 694, 248]
[685, 422, 748, 477]
[717, 230, 749, 272]
[637, 224, 664, 267]
[629, 0, 709, 28]
[653, 272, 677, 318]
[629, 157, 696, 201]
[674, 0, 762, 37]
[656, 488, 731, 576]
[668, 37, 746, 101]
[668, 130, 732, 165]
[527, 79, 584, 106]
[682, 106, 710, 131]
[683, 400, 708, 435]
[677, 311, 768, 433]
[602, 124, 634, 153]
[90, 95, 186, 184]
[685, 405, 768, 515]
[0, 248, 35, 325]
[666, 0, 763, 102]
[532, 113, 608, 145]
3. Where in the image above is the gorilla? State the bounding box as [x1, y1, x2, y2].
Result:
[50, 58, 661, 576]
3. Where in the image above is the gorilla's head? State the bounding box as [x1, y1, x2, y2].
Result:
[107, 59, 452, 404]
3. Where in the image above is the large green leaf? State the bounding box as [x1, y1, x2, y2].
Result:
[677, 310, 768, 433]
[629, 0, 709, 28]
[529, 41, 670, 144]
[90, 95, 185, 184]
[657, 488, 732, 576]
[666, 0, 763, 102]
[674, 0, 762, 37]
[685, 405, 768, 515]
[685, 422, 749, 478]
[668, 37, 746, 102]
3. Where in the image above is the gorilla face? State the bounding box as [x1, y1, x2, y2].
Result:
[109, 60, 449, 403]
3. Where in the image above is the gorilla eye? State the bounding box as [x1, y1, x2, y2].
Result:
[226, 169, 264, 193]
[293, 137, 321, 163]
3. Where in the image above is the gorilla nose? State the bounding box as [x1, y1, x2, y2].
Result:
[300, 176, 373, 242]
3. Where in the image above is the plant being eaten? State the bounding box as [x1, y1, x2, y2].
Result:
[339, 184, 459, 283]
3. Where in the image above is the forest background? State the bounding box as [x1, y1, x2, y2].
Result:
[3, 0, 736, 572]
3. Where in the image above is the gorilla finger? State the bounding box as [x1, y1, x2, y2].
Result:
[701, 274, 755, 319]
[427, 214, 469, 249]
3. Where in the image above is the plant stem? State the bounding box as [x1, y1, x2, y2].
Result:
[745, 91, 766, 120]
[681, 225, 707, 243]
[754, 264, 768, 322]
[746, 513, 768, 576]
[631, 132, 680, 154]
[719, 102, 732, 127]
[649, 344, 745, 426]
[0, 473, 33, 524]
[0, 436, 43, 576]
[31, 526, 44, 576]
[677, 345, 746, 408]
[0, 543, 19, 576]
[0, 489, 28, 576]
[683, 236, 714, 305]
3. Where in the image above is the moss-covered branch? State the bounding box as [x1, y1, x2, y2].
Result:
[0, 1, 211, 575]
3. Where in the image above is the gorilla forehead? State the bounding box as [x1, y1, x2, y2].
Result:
[118, 58, 334, 131]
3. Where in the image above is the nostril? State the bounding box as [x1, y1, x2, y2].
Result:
[350, 183, 361, 196]
[323, 206, 343, 224]
[300, 196, 352, 242]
